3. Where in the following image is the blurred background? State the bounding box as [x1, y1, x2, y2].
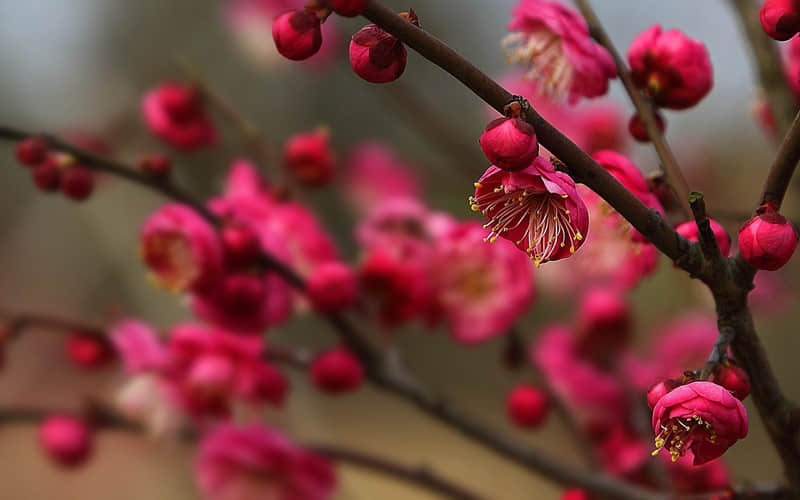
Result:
[0, 0, 797, 499]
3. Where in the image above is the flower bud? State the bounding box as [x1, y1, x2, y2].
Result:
[38, 415, 93, 467]
[138, 154, 172, 178]
[310, 347, 364, 394]
[760, 0, 800, 41]
[675, 218, 731, 257]
[221, 224, 262, 268]
[66, 332, 114, 370]
[506, 384, 549, 429]
[647, 378, 677, 410]
[328, 0, 367, 17]
[479, 117, 538, 171]
[307, 262, 359, 314]
[711, 362, 750, 401]
[61, 165, 94, 201]
[562, 489, 591, 500]
[15, 137, 48, 166]
[272, 9, 323, 61]
[738, 205, 798, 270]
[349, 24, 407, 83]
[628, 25, 713, 109]
[31, 157, 62, 192]
[283, 129, 335, 186]
[142, 83, 217, 150]
[628, 111, 666, 143]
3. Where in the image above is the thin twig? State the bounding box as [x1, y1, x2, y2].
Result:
[728, 0, 797, 139]
[689, 192, 728, 279]
[573, 0, 693, 220]
[759, 109, 800, 207]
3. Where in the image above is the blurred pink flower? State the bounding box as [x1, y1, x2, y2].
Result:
[503, 0, 615, 103]
[140, 203, 224, 293]
[110, 318, 169, 373]
[196, 423, 336, 500]
[430, 221, 534, 344]
[142, 83, 217, 150]
[342, 142, 421, 213]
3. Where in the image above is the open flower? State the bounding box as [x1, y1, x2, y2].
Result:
[652, 381, 748, 465]
[196, 423, 336, 500]
[470, 157, 589, 266]
[503, 0, 615, 103]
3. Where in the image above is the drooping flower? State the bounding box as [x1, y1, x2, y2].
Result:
[738, 204, 798, 270]
[503, 0, 616, 103]
[430, 221, 534, 344]
[196, 423, 336, 500]
[141, 203, 224, 293]
[652, 381, 748, 465]
[628, 25, 713, 110]
[470, 157, 589, 266]
[142, 83, 217, 150]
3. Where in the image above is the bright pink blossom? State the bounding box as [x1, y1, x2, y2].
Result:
[196, 423, 336, 500]
[111, 318, 170, 374]
[504, 0, 615, 103]
[676, 218, 732, 257]
[652, 381, 748, 465]
[349, 24, 407, 83]
[430, 221, 534, 344]
[39, 415, 93, 467]
[738, 205, 798, 270]
[628, 25, 713, 109]
[142, 83, 217, 150]
[479, 116, 539, 171]
[471, 157, 589, 266]
[141, 203, 224, 293]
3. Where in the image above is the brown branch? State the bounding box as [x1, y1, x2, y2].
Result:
[0, 405, 484, 500]
[759, 109, 800, 207]
[728, 0, 797, 139]
[0, 126, 663, 500]
[359, 1, 701, 280]
[0, 310, 107, 341]
[689, 192, 728, 279]
[573, 0, 693, 221]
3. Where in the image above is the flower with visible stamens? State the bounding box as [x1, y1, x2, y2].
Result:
[652, 381, 747, 465]
[470, 157, 588, 266]
[503, 0, 615, 103]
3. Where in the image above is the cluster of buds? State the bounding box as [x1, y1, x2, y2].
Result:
[14, 137, 96, 201]
[760, 0, 800, 40]
[626, 25, 713, 141]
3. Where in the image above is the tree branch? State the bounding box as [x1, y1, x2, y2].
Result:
[359, 0, 701, 279]
[728, 0, 797, 139]
[573, 0, 693, 220]
[0, 126, 663, 500]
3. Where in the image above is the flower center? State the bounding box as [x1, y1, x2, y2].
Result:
[470, 183, 582, 267]
[652, 415, 718, 462]
[502, 28, 574, 100]
[143, 232, 199, 292]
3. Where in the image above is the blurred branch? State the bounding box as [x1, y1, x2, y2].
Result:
[0, 405, 485, 500]
[728, 0, 797, 138]
[573, 0, 693, 221]
[0, 126, 663, 500]
[0, 310, 106, 342]
[759, 109, 800, 207]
